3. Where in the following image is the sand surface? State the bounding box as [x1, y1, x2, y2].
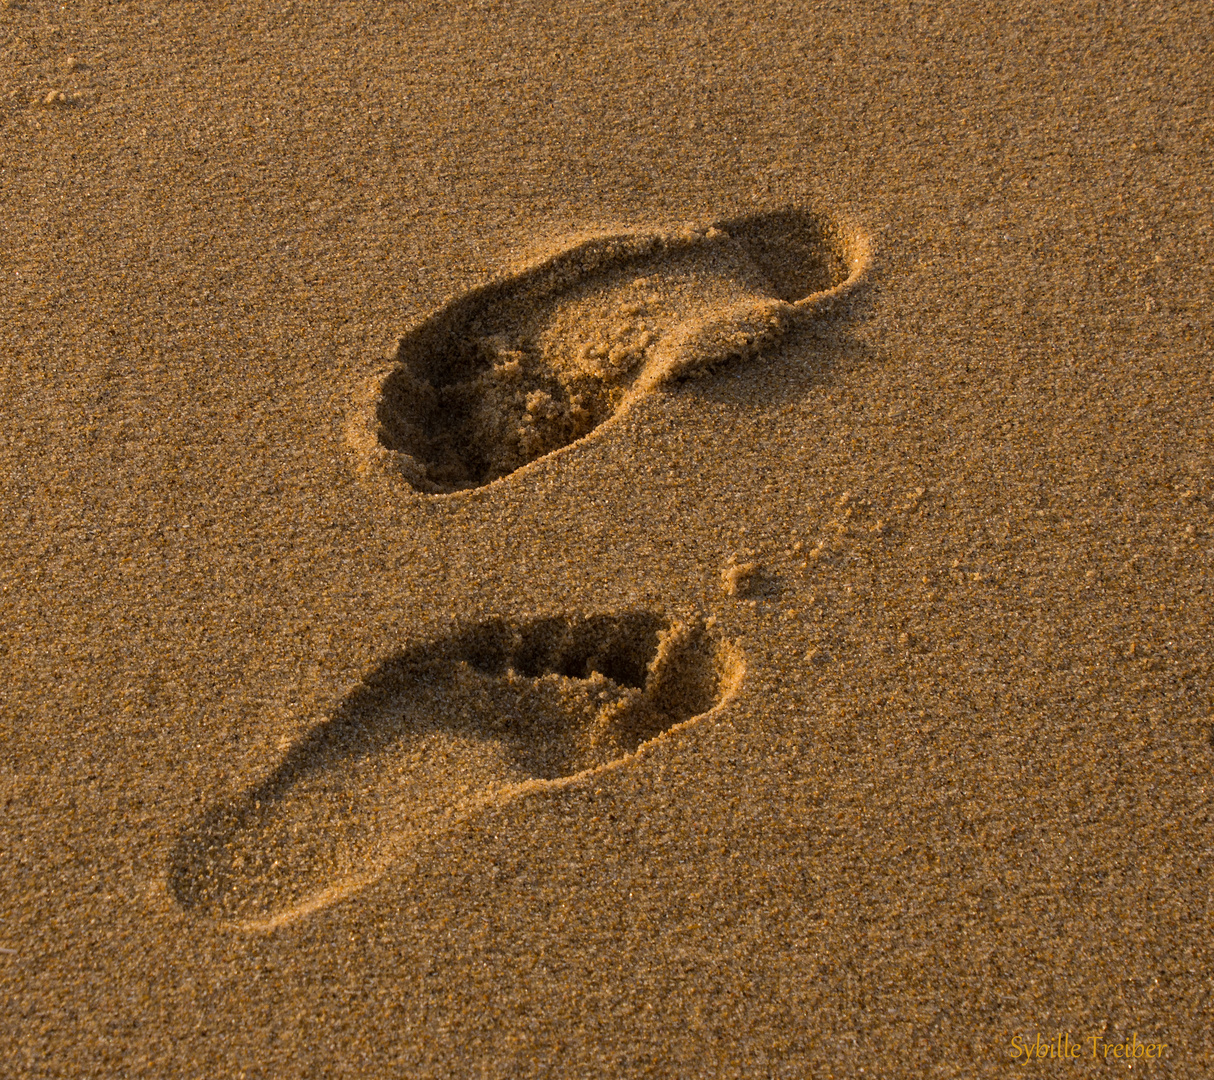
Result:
[2, 1, 1212, 1075]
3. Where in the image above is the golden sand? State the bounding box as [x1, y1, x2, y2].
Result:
[1, 1, 1211, 1074]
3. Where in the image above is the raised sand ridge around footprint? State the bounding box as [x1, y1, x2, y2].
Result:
[350, 208, 871, 493]
[169, 613, 743, 928]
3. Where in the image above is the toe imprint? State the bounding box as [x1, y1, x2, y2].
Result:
[348, 208, 871, 493]
[168, 612, 743, 929]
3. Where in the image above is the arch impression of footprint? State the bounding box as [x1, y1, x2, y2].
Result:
[169, 613, 743, 929]
[349, 208, 872, 493]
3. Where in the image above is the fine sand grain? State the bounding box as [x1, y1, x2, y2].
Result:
[1, 1, 1212, 1076]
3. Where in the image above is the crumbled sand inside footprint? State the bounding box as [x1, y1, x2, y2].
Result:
[430, 237, 782, 486]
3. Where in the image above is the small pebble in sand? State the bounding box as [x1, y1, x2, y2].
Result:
[721, 557, 758, 597]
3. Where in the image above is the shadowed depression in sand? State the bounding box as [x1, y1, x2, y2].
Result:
[169, 613, 743, 929]
[349, 208, 871, 493]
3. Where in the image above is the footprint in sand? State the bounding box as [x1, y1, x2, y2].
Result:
[169, 613, 743, 929]
[348, 208, 872, 493]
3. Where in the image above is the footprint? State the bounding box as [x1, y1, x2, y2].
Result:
[348, 208, 872, 493]
[168, 613, 743, 929]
